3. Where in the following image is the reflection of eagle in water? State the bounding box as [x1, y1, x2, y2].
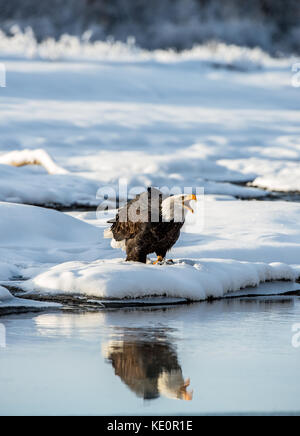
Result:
[102, 335, 193, 401]
[104, 187, 196, 263]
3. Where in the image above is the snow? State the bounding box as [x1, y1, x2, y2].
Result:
[224, 280, 300, 298]
[0, 36, 299, 206]
[0, 164, 100, 206]
[254, 169, 300, 192]
[0, 284, 59, 313]
[0, 34, 300, 304]
[0, 286, 14, 302]
[22, 258, 298, 302]
[0, 202, 100, 266]
[0, 149, 68, 175]
[220, 158, 300, 193]
[0, 199, 296, 302]
[0, 262, 20, 280]
[0, 28, 294, 69]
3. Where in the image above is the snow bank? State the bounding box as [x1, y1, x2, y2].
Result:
[0, 286, 14, 302]
[0, 202, 99, 247]
[0, 149, 68, 175]
[253, 169, 300, 192]
[0, 164, 100, 206]
[0, 47, 298, 203]
[22, 258, 298, 301]
[1, 200, 300, 302]
[0, 284, 60, 313]
[0, 146, 268, 206]
[0, 262, 20, 280]
[219, 158, 300, 193]
[0, 202, 101, 266]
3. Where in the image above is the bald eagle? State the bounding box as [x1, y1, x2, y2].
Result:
[104, 188, 196, 264]
[103, 337, 193, 400]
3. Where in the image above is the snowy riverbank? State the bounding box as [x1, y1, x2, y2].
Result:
[0, 37, 300, 308]
[0, 200, 300, 306]
[0, 39, 299, 207]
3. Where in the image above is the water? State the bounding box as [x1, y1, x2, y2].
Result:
[0, 297, 300, 415]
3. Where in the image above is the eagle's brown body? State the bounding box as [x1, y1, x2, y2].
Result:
[111, 219, 183, 263]
[104, 333, 192, 400]
[108, 188, 184, 263]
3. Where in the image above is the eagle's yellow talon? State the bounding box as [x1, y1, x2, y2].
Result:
[153, 256, 163, 265]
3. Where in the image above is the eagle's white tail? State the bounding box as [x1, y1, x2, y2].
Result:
[103, 227, 113, 239]
[111, 238, 126, 251]
[104, 227, 126, 251]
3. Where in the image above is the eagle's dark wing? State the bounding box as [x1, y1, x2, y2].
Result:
[109, 188, 163, 242]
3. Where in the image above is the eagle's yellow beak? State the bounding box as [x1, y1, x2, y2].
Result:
[183, 391, 193, 401]
[185, 194, 197, 202]
[183, 194, 197, 213]
[180, 378, 193, 401]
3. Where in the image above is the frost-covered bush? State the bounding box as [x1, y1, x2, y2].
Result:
[0, 0, 299, 54]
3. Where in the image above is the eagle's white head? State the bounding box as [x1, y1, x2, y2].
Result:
[161, 194, 197, 222]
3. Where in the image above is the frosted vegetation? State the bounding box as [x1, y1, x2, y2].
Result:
[0, 0, 299, 55]
[0, 25, 295, 71]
